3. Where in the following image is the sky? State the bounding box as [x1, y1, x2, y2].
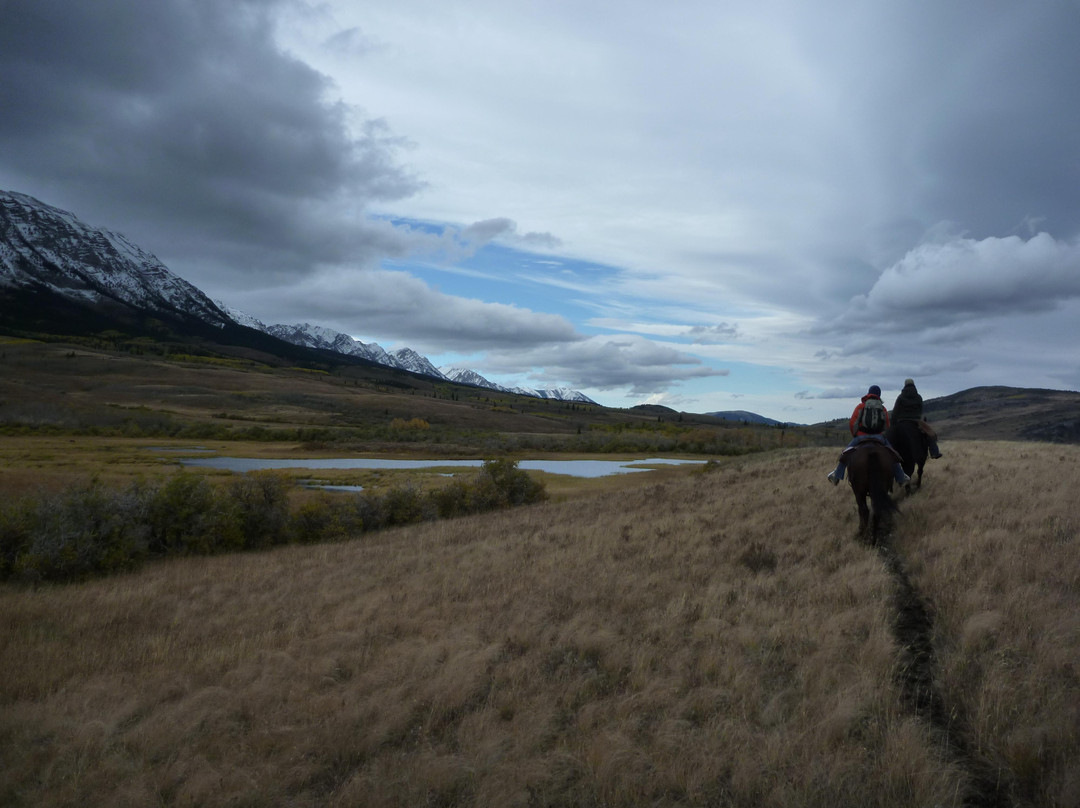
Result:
[3, 0, 1080, 422]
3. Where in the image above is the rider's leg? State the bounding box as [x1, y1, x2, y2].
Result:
[893, 462, 911, 486]
[828, 438, 858, 484]
[828, 460, 846, 484]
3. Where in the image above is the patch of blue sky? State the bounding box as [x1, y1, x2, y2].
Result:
[384, 240, 626, 335]
[653, 361, 821, 417]
[380, 216, 753, 343]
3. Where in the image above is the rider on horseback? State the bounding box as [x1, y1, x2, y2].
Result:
[892, 378, 943, 459]
[827, 385, 911, 486]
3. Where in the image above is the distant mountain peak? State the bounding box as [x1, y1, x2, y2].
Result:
[1, 189, 598, 405]
[1, 189, 231, 328]
[440, 366, 512, 393]
[706, 410, 794, 426]
[511, 385, 597, 404]
[390, 347, 446, 379]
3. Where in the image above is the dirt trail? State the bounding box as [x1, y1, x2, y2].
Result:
[875, 536, 1014, 808]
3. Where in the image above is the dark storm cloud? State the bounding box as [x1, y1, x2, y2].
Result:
[910, 10, 1080, 240]
[0, 0, 423, 282]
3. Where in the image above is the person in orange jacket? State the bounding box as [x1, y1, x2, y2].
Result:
[827, 385, 910, 486]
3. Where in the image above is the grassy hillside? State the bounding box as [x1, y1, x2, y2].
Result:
[2, 442, 1077, 807]
[0, 337, 819, 458]
[923, 386, 1080, 443]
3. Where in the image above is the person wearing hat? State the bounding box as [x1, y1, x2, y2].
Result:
[827, 384, 910, 486]
[892, 378, 942, 458]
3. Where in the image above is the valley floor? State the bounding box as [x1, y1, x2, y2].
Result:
[1, 442, 1077, 807]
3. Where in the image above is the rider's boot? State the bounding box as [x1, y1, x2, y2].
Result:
[893, 463, 911, 486]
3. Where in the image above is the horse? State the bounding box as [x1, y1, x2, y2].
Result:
[886, 419, 928, 493]
[845, 441, 899, 542]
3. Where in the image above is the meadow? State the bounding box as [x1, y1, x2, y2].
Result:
[2, 440, 1077, 807]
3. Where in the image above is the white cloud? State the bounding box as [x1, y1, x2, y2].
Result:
[233, 267, 580, 352]
[851, 233, 1080, 329]
[483, 334, 727, 395]
[5, 0, 1080, 419]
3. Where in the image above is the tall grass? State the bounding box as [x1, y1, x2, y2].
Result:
[889, 441, 1080, 806]
[1, 443, 1076, 806]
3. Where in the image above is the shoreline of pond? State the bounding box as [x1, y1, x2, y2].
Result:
[176, 455, 707, 479]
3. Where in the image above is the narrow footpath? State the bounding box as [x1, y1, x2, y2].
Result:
[874, 531, 1015, 808]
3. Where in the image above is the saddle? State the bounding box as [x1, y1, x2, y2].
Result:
[839, 436, 902, 463]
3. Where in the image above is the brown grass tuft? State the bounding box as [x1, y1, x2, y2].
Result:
[2, 443, 1077, 806]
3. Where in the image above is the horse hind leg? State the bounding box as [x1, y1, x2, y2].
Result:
[856, 495, 871, 541]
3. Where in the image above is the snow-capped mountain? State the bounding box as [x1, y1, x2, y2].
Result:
[440, 366, 513, 393]
[1, 190, 231, 328]
[264, 321, 398, 368]
[440, 366, 594, 402]
[214, 301, 268, 332]
[389, 347, 445, 379]
[216, 312, 597, 402]
[1, 189, 597, 404]
[511, 386, 596, 403]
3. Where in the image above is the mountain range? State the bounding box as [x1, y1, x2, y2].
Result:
[704, 410, 794, 427]
[0, 190, 595, 404]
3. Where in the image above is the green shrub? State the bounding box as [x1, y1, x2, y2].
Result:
[9, 481, 149, 581]
[479, 458, 547, 507]
[0, 461, 547, 583]
[228, 472, 291, 549]
[147, 472, 238, 555]
[432, 460, 546, 518]
[0, 497, 34, 578]
[432, 478, 474, 519]
[291, 494, 356, 544]
[379, 484, 434, 527]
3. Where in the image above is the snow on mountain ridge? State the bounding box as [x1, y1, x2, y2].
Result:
[1, 190, 231, 327]
[440, 366, 513, 393]
[259, 321, 399, 368]
[511, 385, 596, 403]
[390, 347, 446, 379]
[2, 189, 598, 405]
[214, 300, 266, 331]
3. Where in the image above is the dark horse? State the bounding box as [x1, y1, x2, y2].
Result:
[886, 419, 928, 493]
[845, 441, 899, 542]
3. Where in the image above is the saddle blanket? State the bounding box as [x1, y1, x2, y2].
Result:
[839, 435, 902, 463]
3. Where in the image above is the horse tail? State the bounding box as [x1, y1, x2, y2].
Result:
[870, 451, 899, 515]
[870, 483, 898, 516]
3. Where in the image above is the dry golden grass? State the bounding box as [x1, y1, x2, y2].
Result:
[1, 443, 1077, 806]
[889, 441, 1080, 806]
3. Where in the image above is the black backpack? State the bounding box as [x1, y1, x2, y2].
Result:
[859, 398, 886, 434]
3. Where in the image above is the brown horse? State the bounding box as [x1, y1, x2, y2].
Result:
[845, 441, 899, 541]
[886, 419, 928, 493]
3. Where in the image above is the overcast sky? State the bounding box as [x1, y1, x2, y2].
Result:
[3, 0, 1080, 421]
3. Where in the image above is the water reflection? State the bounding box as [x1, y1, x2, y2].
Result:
[178, 456, 703, 478]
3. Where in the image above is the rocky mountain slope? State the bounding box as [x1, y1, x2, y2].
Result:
[1, 190, 231, 328]
[1, 189, 595, 403]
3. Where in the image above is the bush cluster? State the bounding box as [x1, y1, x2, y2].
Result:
[0, 459, 545, 583]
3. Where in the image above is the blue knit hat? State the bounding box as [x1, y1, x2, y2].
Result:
[868, 385, 881, 396]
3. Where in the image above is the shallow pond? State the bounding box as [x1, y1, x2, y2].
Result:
[178, 456, 704, 478]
